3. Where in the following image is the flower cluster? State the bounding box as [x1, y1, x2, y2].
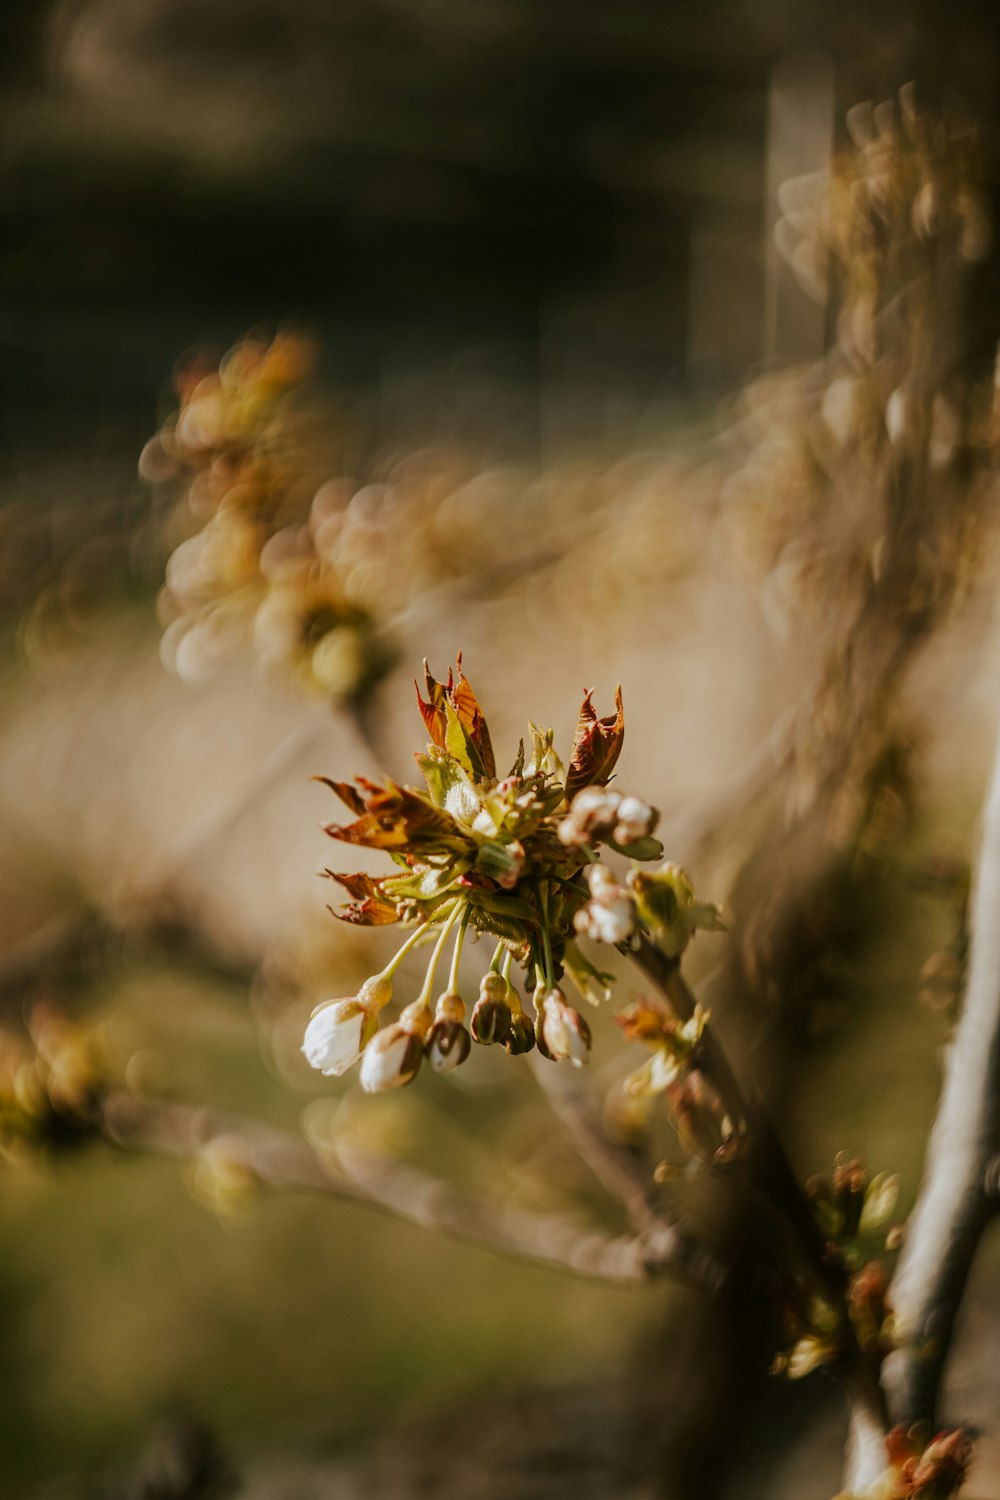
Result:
[144, 332, 387, 703]
[303, 659, 722, 1093]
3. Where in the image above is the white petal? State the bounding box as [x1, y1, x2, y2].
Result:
[302, 1005, 365, 1076]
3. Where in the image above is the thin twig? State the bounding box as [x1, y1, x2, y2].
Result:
[527, 1052, 726, 1304]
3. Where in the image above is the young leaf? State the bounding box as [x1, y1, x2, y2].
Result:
[565, 686, 625, 801]
[313, 777, 368, 815]
[322, 870, 399, 925]
[325, 781, 475, 856]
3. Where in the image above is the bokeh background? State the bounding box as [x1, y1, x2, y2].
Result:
[3, 2, 1000, 1497]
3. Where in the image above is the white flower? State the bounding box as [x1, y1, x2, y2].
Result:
[301, 976, 391, 1077]
[303, 998, 378, 1077]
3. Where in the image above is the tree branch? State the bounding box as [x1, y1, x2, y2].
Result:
[100, 1091, 724, 1290]
[632, 936, 888, 1431]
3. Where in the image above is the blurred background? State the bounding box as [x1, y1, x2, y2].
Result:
[3, 2, 1000, 1497]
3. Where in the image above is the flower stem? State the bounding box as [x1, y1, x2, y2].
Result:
[447, 906, 471, 992]
[415, 903, 464, 1008]
[376, 919, 443, 983]
[541, 923, 555, 990]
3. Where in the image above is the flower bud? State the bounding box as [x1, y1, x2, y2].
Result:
[434, 990, 467, 1024]
[539, 989, 591, 1067]
[627, 863, 723, 958]
[474, 839, 525, 890]
[471, 972, 512, 1045]
[398, 1001, 435, 1040]
[613, 796, 658, 846]
[425, 1019, 472, 1073]
[574, 865, 636, 945]
[504, 1011, 536, 1055]
[359, 1024, 424, 1092]
[558, 787, 621, 847]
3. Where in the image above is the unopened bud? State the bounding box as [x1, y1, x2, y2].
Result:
[471, 976, 512, 1045]
[613, 796, 658, 846]
[558, 787, 621, 847]
[425, 1019, 472, 1074]
[474, 839, 525, 890]
[398, 1001, 435, 1040]
[504, 1012, 536, 1055]
[434, 990, 467, 1024]
[574, 864, 636, 945]
[359, 1024, 424, 1092]
[539, 989, 591, 1067]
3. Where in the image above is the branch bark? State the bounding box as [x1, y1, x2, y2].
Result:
[841, 702, 1000, 1492]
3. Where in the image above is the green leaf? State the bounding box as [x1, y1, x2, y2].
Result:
[606, 834, 664, 861]
[444, 699, 477, 777]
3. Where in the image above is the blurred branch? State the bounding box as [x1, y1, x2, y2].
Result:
[144, 717, 328, 907]
[0, 910, 106, 1002]
[878, 714, 1000, 1423]
[100, 1091, 724, 1291]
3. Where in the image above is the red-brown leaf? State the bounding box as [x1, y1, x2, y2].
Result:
[321, 870, 400, 924]
[312, 777, 368, 815]
[324, 780, 474, 855]
[415, 666, 447, 748]
[327, 900, 400, 927]
[565, 685, 625, 800]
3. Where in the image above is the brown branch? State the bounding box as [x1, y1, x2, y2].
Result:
[632, 936, 888, 1430]
[100, 1091, 723, 1291]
